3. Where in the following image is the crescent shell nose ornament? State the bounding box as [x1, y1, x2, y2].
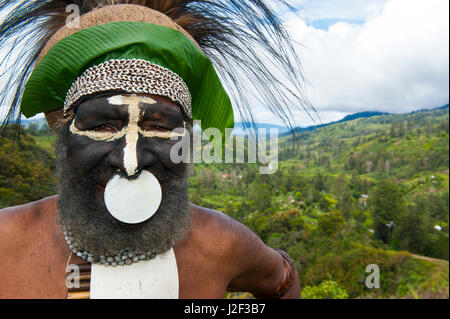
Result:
[104, 171, 162, 224]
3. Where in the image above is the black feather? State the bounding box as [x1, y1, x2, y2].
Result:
[0, 0, 318, 133]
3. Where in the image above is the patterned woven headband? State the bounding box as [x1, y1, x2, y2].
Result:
[64, 59, 193, 119]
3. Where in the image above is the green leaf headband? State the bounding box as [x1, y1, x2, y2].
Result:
[20, 21, 234, 135]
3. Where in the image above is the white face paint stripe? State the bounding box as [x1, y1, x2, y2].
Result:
[69, 121, 126, 141]
[140, 122, 187, 139]
[69, 94, 188, 176]
[70, 118, 187, 141]
[108, 95, 146, 176]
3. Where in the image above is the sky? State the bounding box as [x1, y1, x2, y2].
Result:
[2, 0, 449, 128]
[251, 0, 449, 126]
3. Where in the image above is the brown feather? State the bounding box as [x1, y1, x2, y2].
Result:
[1, 0, 316, 132]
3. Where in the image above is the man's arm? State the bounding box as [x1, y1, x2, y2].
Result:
[224, 216, 301, 299]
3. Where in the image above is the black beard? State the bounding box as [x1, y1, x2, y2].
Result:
[54, 124, 191, 262]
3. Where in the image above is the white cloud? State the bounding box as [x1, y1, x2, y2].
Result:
[2, 0, 448, 128]
[283, 0, 449, 118]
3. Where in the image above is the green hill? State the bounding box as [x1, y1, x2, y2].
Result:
[0, 126, 56, 207]
[190, 106, 449, 298]
[0, 106, 448, 299]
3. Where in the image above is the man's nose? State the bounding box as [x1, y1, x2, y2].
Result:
[122, 129, 139, 176]
[104, 135, 140, 177]
[106, 135, 158, 177]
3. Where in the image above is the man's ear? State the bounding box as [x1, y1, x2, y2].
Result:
[45, 108, 65, 131]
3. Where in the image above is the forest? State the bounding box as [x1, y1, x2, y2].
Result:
[0, 105, 448, 299]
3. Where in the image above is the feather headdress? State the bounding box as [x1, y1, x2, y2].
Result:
[0, 0, 314, 131]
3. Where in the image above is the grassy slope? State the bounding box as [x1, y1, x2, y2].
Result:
[199, 107, 449, 299]
[0, 128, 57, 208]
[0, 108, 448, 298]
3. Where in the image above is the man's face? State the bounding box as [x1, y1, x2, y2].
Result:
[55, 92, 191, 261]
[68, 92, 186, 199]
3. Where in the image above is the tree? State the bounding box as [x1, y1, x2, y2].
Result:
[248, 182, 272, 211]
[392, 205, 430, 254]
[314, 173, 327, 192]
[333, 175, 354, 218]
[370, 180, 405, 244]
[398, 121, 406, 137]
[406, 120, 414, 135]
[390, 122, 397, 138]
[318, 209, 345, 237]
[197, 167, 216, 190]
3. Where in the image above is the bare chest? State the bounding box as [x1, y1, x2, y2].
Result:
[1, 242, 229, 299]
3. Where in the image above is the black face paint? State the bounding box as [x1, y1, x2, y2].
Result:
[67, 93, 186, 188]
[55, 93, 191, 259]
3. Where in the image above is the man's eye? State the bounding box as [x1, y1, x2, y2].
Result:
[93, 124, 119, 133]
[141, 124, 171, 132]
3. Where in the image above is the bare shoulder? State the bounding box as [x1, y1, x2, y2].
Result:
[0, 196, 70, 298]
[189, 204, 264, 248]
[0, 196, 59, 244]
[0, 196, 58, 227]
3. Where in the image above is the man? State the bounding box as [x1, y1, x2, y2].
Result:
[0, 1, 306, 299]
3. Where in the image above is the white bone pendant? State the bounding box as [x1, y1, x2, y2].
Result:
[104, 171, 162, 224]
[90, 248, 179, 299]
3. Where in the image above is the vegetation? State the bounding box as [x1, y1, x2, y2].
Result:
[302, 280, 349, 299]
[0, 125, 56, 207]
[0, 106, 448, 299]
[189, 106, 449, 299]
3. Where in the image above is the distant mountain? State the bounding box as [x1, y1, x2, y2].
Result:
[280, 104, 449, 136]
[231, 112, 391, 137]
[338, 111, 390, 123]
[410, 104, 449, 114]
[277, 111, 391, 136]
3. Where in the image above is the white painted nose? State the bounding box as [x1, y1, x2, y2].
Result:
[123, 130, 139, 176]
[107, 94, 148, 177]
